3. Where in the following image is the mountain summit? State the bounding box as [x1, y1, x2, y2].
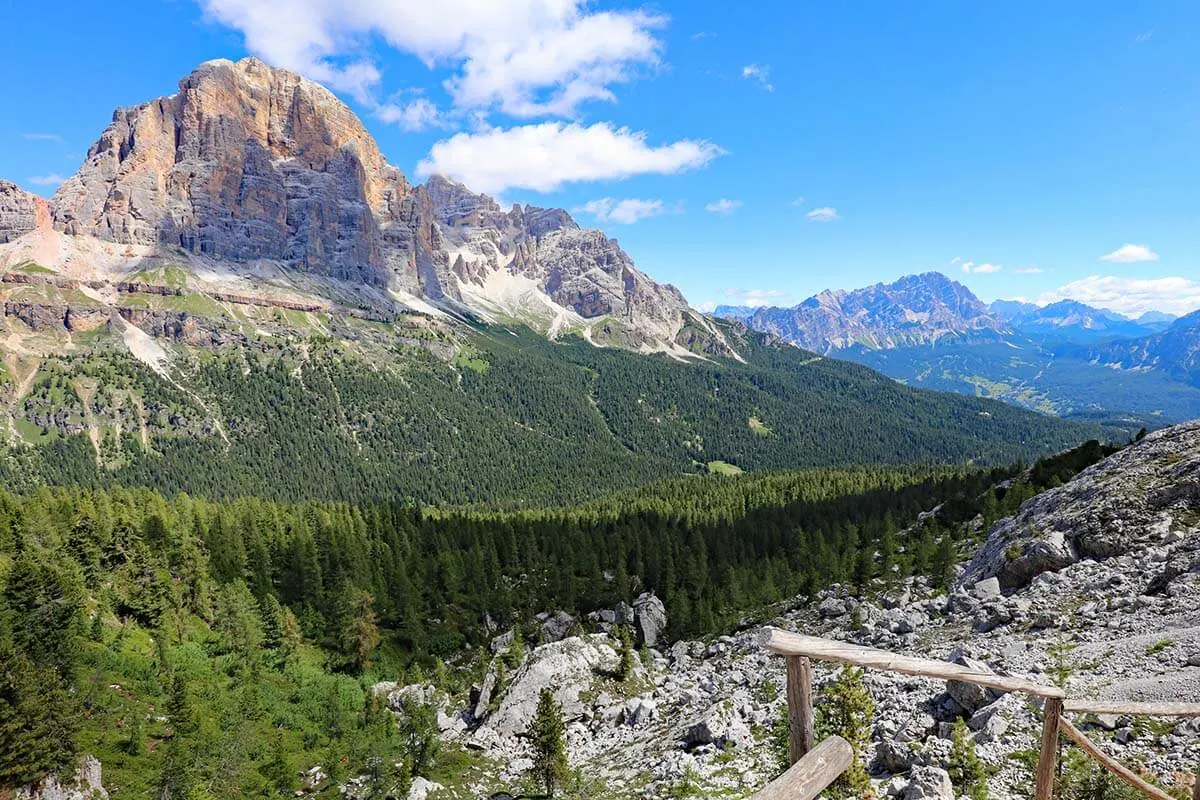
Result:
[2, 58, 723, 354]
[741, 272, 1005, 353]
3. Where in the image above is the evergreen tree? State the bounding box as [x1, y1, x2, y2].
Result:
[948, 719, 988, 800]
[529, 688, 569, 796]
[396, 699, 441, 779]
[617, 625, 635, 682]
[816, 667, 874, 797]
[335, 587, 380, 673]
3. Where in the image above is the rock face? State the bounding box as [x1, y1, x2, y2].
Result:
[16, 755, 108, 800]
[961, 421, 1200, 589]
[633, 592, 668, 647]
[36, 57, 721, 353]
[481, 635, 619, 738]
[0, 180, 45, 243]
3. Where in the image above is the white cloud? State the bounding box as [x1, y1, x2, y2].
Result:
[741, 64, 774, 92]
[790, 197, 805, 207]
[1014, 267, 1044, 274]
[705, 198, 742, 214]
[806, 206, 839, 222]
[376, 97, 443, 131]
[1134, 29, 1154, 44]
[1101, 243, 1159, 263]
[723, 288, 786, 307]
[1038, 275, 1200, 317]
[960, 261, 1003, 274]
[200, 0, 665, 118]
[23, 132, 62, 142]
[416, 122, 722, 194]
[28, 174, 65, 186]
[696, 300, 717, 312]
[576, 197, 666, 224]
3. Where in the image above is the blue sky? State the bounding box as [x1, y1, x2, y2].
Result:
[4, 0, 1199, 316]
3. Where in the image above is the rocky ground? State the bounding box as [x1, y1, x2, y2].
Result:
[370, 421, 1200, 800]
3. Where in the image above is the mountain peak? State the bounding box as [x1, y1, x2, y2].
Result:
[3, 58, 724, 355]
[734, 271, 1002, 353]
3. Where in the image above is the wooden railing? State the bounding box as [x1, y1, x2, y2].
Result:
[755, 628, 1200, 800]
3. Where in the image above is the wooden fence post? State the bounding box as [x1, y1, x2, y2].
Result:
[787, 655, 815, 764]
[1035, 696, 1063, 800]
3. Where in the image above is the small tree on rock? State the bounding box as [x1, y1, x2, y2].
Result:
[529, 688, 569, 796]
[617, 625, 635, 682]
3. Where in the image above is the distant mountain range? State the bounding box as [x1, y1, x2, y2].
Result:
[717, 273, 1200, 424]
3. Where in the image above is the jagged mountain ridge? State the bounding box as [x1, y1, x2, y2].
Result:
[740, 272, 1007, 353]
[719, 272, 1200, 422]
[1075, 310, 1200, 388]
[0, 57, 721, 354]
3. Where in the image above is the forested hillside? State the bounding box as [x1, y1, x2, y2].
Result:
[0, 323, 1117, 506]
[0, 438, 1122, 797]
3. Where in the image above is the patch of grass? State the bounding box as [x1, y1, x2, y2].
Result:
[14, 260, 55, 275]
[452, 353, 489, 374]
[706, 460, 744, 476]
[1145, 638, 1174, 656]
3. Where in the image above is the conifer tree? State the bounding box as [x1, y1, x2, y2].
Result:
[530, 688, 569, 795]
[816, 667, 874, 797]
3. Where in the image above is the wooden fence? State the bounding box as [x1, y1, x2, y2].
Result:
[750, 628, 1200, 800]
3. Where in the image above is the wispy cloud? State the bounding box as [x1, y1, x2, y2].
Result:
[1101, 243, 1159, 263]
[705, 198, 742, 214]
[741, 64, 774, 92]
[722, 287, 788, 307]
[690, 31, 716, 41]
[790, 197, 806, 207]
[961, 261, 1004, 274]
[1038, 275, 1200, 317]
[575, 197, 670, 224]
[1014, 267, 1045, 274]
[23, 132, 63, 142]
[28, 173, 65, 187]
[806, 206, 839, 222]
[376, 97, 443, 131]
[1134, 29, 1154, 44]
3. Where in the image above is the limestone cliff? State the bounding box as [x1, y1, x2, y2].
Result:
[37, 58, 720, 353]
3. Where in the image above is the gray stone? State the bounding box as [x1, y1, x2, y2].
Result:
[903, 766, 954, 800]
[973, 577, 1002, 600]
[540, 610, 576, 643]
[946, 650, 1000, 713]
[633, 593, 668, 648]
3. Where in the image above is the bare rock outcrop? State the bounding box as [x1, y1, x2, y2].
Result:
[0, 180, 45, 243]
[16, 755, 108, 800]
[961, 421, 1200, 589]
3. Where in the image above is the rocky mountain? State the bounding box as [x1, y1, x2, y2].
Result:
[719, 274, 1200, 423]
[992, 299, 1154, 343]
[1078, 310, 1200, 388]
[1137, 310, 1179, 331]
[1, 57, 721, 354]
[387, 421, 1200, 799]
[741, 272, 1005, 353]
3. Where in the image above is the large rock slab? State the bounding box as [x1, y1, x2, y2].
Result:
[960, 423, 1200, 589]
[482, 635, 617, 738]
